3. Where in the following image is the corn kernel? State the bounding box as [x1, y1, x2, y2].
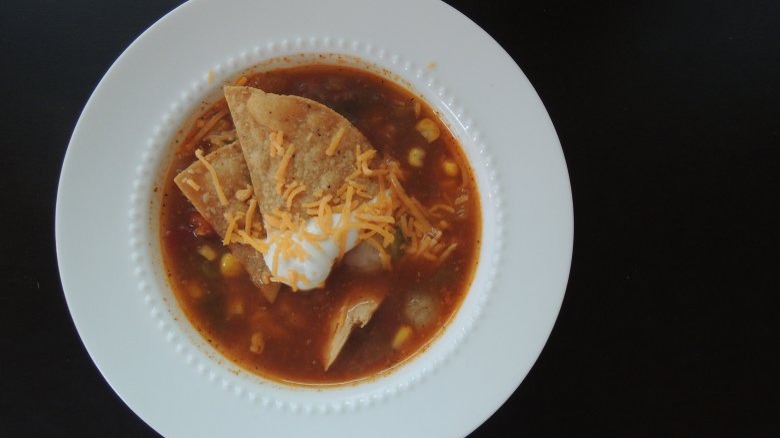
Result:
[392, 325, 413, 350]
[442, 159, 459, 177]
[227, 296, 245, 317]
[234, 184, 253, 202]
[415, 118, 440, 143]
[408, 147, 426, 168]
[219, 252, 244, 277]
[186, 282, 204, 299]
[197, 244, 218, 261]
[250, 332, 265, 354]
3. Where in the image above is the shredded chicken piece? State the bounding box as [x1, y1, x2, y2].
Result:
[322, 291, 384, 370]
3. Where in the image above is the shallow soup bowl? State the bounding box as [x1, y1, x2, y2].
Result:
[56, 1, 572, 436]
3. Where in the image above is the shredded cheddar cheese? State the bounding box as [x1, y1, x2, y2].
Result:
[300, 230, 325, 252]
[236, 230, 269, 253]
[358, 223, 395, 246]
[269, 130, 284, 157]
[357, 213, 395, 224]
[263, 212, 282, 230]
[186, 110, 227, 151]
[275, 143, 296, 183]
[355, 148, 379, 176]
[437, 243, 458, 263]
[388, 172, 431, 231]
[195, 149, 228, 206]
[357, 148, 376, 162]
[183, 178, 200, 191]
[281, 181, 300, 200]
[347, 179, 369, 192]
[207, 130, 237, 148]
[325, 126, 346, 156]
[244, 199, 258, 235]
[421, 252, 439, 262]
[272, 235, 283, 273]
[454, 194, 469, 205]
[317, 196, 334, 234]
[223, 212, 243, 245]
[302, 193, 332, 209]
[286, 184, 307, 209]
[235, 184, 253, 201]
[280, 210, 296, 232]
[429, 204, 456, 215]
[341, 185, 354, 222]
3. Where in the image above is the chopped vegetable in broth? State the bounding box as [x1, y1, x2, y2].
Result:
[160, 64, 480, 384]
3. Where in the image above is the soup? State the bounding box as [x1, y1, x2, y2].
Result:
[160, 64, 480, 384]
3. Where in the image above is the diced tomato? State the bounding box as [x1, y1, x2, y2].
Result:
[189, 212, 214, 237]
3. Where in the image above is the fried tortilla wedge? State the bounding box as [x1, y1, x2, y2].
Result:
[174, 142, 280, 303]
[223, 86, 378, 217]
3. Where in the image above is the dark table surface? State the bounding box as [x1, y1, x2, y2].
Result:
[2, 0, 778, 436]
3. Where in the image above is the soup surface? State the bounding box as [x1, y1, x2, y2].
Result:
[160, 64, 480, 384]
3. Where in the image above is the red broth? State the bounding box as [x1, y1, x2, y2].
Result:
[160, 65, 481, 384]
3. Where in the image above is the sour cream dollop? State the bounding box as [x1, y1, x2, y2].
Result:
[263, 212, 359, 290]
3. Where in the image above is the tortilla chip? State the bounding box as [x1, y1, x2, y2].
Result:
[174, 142, 279, 303]
[224, 86, 378, 217]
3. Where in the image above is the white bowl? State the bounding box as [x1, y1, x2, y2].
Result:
[56, 0, 572, 436]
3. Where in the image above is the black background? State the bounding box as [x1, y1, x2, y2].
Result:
[2, 0, 778, 436]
